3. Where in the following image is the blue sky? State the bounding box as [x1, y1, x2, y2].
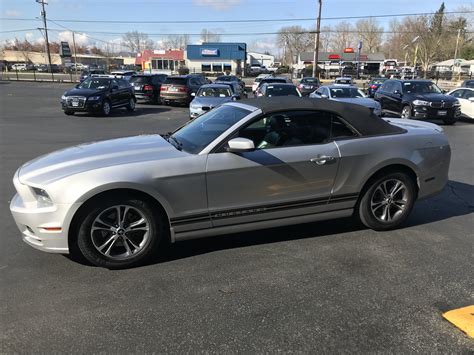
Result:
[1, 0, 472, 54]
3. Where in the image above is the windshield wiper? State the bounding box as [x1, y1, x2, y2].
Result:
[167, 135, 182, 151]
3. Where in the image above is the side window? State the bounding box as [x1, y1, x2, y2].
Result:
[331, 116, 357, 139]
[450, 89, 464, 98]
[111, 79, 119, 88]
[189, 78, 199, 86]
[238, 111, 332, 149]
[322, 87, 329, 96]
[382, 81, 393, 93]
[151, 76, 161, 85]
[118, 79, 129, 88]
[463, 90, 473, 99]
[393, 82, 402, 93]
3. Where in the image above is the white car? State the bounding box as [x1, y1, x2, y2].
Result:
[252, 74, 271, 93]
[11, 63, 27, 71]
[447, 88, 474, 119]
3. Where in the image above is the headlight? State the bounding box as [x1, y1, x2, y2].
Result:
[61, 93, 67, 100]
[31, 187, 53, 207]
[413, 99, 430, 106]
[88, 96, 101, 101]
[453, 100, 461, 106]
[190, 105, 200, 109]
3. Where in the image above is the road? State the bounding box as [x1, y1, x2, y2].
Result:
[0, 81, 473, 353]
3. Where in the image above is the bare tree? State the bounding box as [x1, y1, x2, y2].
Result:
[121, 31, 154, 53]
[277, 26, 312, 64]
[319, 25, 333, 52]
[332, 21, 355, 53]
[200, 29, 221, 43]
[355, 18, 383, 53]
[162, 35, 189, 50]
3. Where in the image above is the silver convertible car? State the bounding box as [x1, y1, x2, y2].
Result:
[10, 97, 451, 268]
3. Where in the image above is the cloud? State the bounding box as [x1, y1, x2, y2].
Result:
[25, 32, 34, 40]
[249, 38, 277, 53]
[193, 0, 242, 11]
[5, 9, 21, 17]
[58, 31, 88, 46]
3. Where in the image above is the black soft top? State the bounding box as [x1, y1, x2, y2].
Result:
[237, 97, 405, 136]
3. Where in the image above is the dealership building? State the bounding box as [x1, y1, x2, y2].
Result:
[186, 42, 247, 75]
[135, 49, 185, 74]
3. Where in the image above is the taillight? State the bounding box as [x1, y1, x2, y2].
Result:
[371, 85, 377, 89]
[143, 84, 153, 91]
[160, 86, 167, 91]
[179, 87, 188, 93]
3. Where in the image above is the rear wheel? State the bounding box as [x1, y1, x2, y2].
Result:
[401, 105, 412, 119]
[64, 110, 74, 116]
[126, 97, 136, 111]
[358, 172, 416, 231]
[76, 196, 164, 268]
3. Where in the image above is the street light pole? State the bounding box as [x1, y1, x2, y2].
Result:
[36, 0, 53, 80]
[312, 0, 322, 78]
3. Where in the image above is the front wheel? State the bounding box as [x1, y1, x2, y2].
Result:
[358, 172, 416, 231]
[126, 97, 136, 111]
[401, 105, 412, 119]
[76, 196, 164, 268]
[102, 100, 111, 116]
[64, 110, 74, 116]
[442, 116, 457, 125]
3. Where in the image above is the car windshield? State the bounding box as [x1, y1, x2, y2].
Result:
[198, 87, 231, 97]
[336, 79, 351, 84]
[266, 85, 299, 97]
[165, 77, 187, 85]
[370, 78, 387, 84]
[130, 76, 151, 84]
[77, 78, 110, 90]
[403, 81, 442, 94]
[216, 76, 235, 82]
[302, 78, 318, 84]
[170, 105, 250, 154]
[329, 87, 365, 98]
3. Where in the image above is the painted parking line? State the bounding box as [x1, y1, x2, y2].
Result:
[442, 305, 474, 338]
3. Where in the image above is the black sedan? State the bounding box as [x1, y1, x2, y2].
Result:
[61, 77, 136, 116]
[374, 79, 461, 124]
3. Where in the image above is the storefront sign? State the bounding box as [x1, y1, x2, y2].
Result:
[59, 42, 72, 57]
[201, 48, 219, 56]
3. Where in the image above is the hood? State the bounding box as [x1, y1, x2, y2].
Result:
[191, 96, 232, 107]
[406, 93, 457, 102]
[333, 97, 379, 108]
[65, 87, 107, 97]
[19, 135, 182, 185]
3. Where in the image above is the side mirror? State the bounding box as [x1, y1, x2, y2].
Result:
[226, 137, 255, 153]
[393, 90, 402, 96]
[321, 94, 328, 99]
[191, 92, 196, 97]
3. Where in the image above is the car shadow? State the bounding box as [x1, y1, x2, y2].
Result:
[66, 180, 474, 269]
[73, 106, 173, 118]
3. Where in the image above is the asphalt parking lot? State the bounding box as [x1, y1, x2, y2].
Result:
[0, 81, 473, 352]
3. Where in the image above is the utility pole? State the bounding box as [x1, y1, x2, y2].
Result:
[312, 0, 322, 78]
[453, 28, 461, 79]
[36, 0, 53, 80]
[72, 31, 78, 81]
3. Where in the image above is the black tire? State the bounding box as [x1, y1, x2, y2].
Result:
[64, 110, 75, 116]
[76, 196, 164, 269]
[102, 100, 111, 116]
[401, 105, 412, 119]
[357, 172, 416, 231]
[443, 116, 457, 125]
[126, 97, 136, 112]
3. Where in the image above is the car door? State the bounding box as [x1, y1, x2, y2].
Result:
[109, 79, 122, 106]
[118, 79, 131, 104]
[206, 110, 341, 227]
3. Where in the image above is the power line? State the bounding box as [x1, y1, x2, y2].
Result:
[0, 28, 40, 34]
[1, 10, 472, 24]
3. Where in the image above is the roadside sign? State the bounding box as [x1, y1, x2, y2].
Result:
[59, 42, 72, 57]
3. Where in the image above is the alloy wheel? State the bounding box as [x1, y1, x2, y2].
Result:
[401, 106, 411, 119]
[103, 101, 111, 115]
[370, 179, 408, 223]
[90, 205, 150, 260]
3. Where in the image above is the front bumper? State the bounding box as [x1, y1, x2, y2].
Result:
[61, 99, 102, 113]
[412, 105, 461, 120]
[10, 193, 77, 253]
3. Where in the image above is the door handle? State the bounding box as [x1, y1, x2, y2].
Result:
[310, 156, 335, 165]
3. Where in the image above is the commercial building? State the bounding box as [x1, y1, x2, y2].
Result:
[135, 49, 185, 74]
[186, 43, 246, 75]
[247, 51, 275, 68]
